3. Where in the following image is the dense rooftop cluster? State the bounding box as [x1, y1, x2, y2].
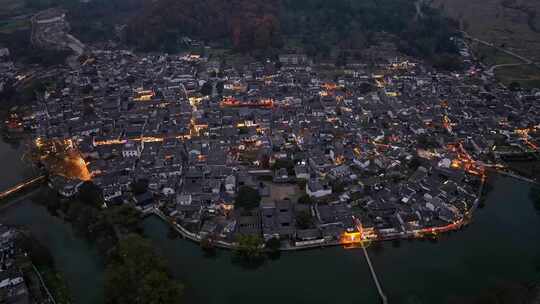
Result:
[0, 226, 31, 304]
[14, 38, 540, 249]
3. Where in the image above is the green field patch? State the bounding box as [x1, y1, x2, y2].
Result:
[495, 64, 540, 89]
[473, 44, 520, 66]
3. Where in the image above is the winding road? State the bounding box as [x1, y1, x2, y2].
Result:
[462, 31, 540, 74]
[462, 31, 533, 64]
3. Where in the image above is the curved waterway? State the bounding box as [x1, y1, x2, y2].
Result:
[0, 138, 105, 304]
[0, 201, 105, 304]
[0, 139, 34, 190]
[143, 175, 540, 304]
[1, 137, 540, 304]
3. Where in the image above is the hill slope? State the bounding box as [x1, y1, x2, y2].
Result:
[127, 0, 459, 60]
[433, 0, 540, 87]
[126, 0, 281, 52]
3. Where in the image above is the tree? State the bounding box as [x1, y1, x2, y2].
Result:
[105, 234, 183, 304]
[16, 234, 54, 268]
[131, 179, 148, 195]
[216, 81, 224, 95]
[508, 82, 521, 91]
[200, 81, 213, 95]
[235, 186, 261, 211]
[265, 237, 281, 259]
[272, 158, 295, 175]
[200, 237, 216, 257]
[234, 234, 264, 263]
[408, 157, 422, 170]
[78, 181, 103, 208]
[296, 210, 314, 229]
[297, 194, 313, 205]
[33, 187, 61, 214]
[265, 237, 281, 252]
[139, 270, 184, 304]
[107, 205, 142, 235]
[331, 180, 345, 193]
[431, 54, 463, 71]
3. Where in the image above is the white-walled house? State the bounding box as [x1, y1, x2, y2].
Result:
[306, 179, 332, 198]
[122, 141, 143, 158]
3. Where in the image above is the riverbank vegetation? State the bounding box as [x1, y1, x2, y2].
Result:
[200, 237, 217, 257]
[32, 184, 141, 251]
[104, 234, 184, 304]
[233, 234, 265, 267]
[15, 231, 72, 303]
[30, 183, 186, 302]
[32, 185, 118, 255]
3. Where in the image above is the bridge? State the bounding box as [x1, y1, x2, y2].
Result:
[0, 175, 46, 201]
[354, 217, 388, 304]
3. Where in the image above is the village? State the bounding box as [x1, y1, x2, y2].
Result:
[0, 224, 58, 304]
[2, 35, 540, 251]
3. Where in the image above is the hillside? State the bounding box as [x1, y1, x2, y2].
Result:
[0, 0, 144, 64]
[434, 0, 540, 60]
[127, 0, 459, 60]
[433, 0, 540, 88]
[1, 0, 461, 66]
[126, 0, 281, 52]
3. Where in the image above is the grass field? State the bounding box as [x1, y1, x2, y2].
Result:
[472, 43, 520, 66]
[433, 0, 540, 59]
[495, 65, 540, 89]
[433, 0, 540, 88]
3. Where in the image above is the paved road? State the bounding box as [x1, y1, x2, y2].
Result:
[462, 31, 533, 64]
[0, 176, 45, 201]
[487, 62, 539, 74]
[462, 31, 540, 76]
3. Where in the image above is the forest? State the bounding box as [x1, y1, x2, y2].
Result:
[125, 0, 282, 52]
[1, 0, 459, 63]
[125, 0, 459, 60]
